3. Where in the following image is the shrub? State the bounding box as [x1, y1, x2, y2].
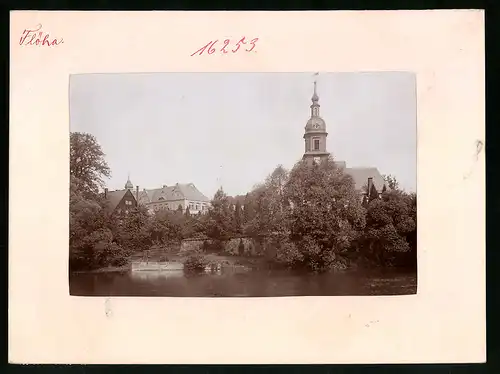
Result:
[275, 237, 303, 267]
[183, 253, 208, 272]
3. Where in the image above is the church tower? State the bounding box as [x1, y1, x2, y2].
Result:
[124, 173, 134, 190]
[302, 80, 330, 165]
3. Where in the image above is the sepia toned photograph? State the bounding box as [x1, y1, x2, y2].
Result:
[69, 72, 417, 297]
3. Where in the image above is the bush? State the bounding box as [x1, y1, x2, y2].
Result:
[275, 237, 303, 267]
[183, 253, 208, 272]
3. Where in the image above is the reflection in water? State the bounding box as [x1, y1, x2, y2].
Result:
[130, 270, 185, 281]
[70, 268, 417, 297]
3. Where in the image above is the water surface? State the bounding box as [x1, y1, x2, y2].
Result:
[70, 268, 417, 297]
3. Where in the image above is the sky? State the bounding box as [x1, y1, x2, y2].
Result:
[69, 72, 416, 198]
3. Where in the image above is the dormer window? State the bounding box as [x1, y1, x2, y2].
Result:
[158, 197, 165, 201]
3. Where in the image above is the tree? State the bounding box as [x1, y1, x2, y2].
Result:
[114, 206, 152, 254]
[70, 132, 111, 198]
[150, 210, 184, 244]
[382, 174, 400, 191]
[206, 187, 234, 240]
[177, 204, 184, 214]
[185, 206, 191, 218]
[234, 200, 242, 234]
[368, 183, 380, 202]
[283, 157, 366, 271]
[243, 193, 255, 223]
[244, 165, 290, 236]
[362, 189, 416, 266]
[69, 193, 130, 270]
[69, 133, 127, 271]
[403, 192, 417, 268]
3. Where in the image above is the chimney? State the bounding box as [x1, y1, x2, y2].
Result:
[104, 188, 108, 199]
[367, 177, 373, 198]
[136, 185, 139, 205]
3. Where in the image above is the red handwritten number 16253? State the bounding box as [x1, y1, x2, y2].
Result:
[191, 37, 258, 56]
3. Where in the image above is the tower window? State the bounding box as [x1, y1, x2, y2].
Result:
[313, 138, 320, 151]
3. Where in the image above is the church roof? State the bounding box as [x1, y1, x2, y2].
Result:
[138, 183, 210, 204]
[305, 116, 326, 131]
[124, 177, 133, 189]
[344, 167, 386, 192]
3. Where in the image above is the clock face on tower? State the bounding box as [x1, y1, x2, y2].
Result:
[313, 123, 320, 129]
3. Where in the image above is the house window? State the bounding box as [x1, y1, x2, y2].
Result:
[313, 138, 320, 151]
[196, 204, 199, 210]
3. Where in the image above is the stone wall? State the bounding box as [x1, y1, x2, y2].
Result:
[180, 239, 205, 253]
[180, 236, 278, 258]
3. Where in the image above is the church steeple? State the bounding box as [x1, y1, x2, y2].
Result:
[125, 173, 134, 190]
[302, 79, 330, 165]
[311, 78, 320, 117]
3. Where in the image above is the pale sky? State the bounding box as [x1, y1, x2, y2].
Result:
[69, 72, 416, 198]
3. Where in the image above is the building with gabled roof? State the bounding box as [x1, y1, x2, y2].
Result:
[341, 166, 386, 193]
[103, 176, 139, 214]
[138, 182, 210, 215]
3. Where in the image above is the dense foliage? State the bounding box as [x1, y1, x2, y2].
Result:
[70, 132, 417, 273]
[70, 132, 111, 198]
[183, 253, 209, 272]
[282, 158, 366, 271]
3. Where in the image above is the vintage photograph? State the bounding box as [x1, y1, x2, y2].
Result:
[69, 72, 417, 297]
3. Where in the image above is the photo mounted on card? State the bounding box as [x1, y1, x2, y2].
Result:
[9, 10, 485, 364]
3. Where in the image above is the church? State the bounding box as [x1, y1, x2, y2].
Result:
[103, 81, 385, 215]
[302, 81, 386, 195]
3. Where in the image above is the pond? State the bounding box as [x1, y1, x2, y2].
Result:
[69, 267, 417, 297]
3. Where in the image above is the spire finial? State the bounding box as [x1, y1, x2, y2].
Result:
[312, 73, 319, 102]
